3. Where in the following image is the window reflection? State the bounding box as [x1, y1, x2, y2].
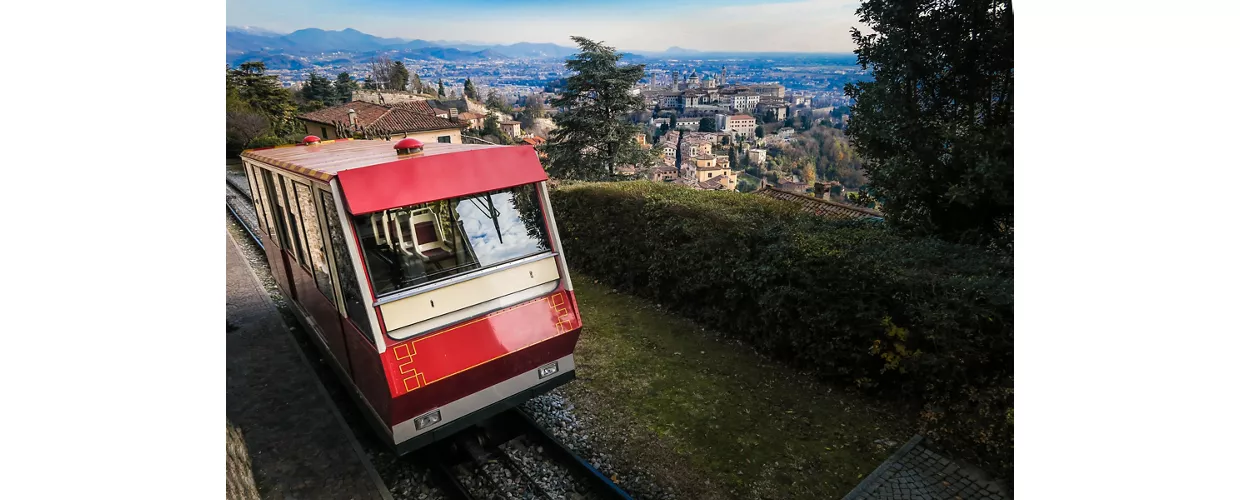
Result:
[353, 184, 551, 297]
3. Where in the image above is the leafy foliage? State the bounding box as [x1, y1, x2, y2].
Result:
[389, 61, 410, 91]
[845, 0, 1013, 246]
[298, 71, 336, 107]
[698, 116, 717, 132]
[544, 37, 656, 180]
[464, 78, 479, 100]
[767, 126, 867, 189]
[334, 72, 358, 103]
[551, 181, 1013, 476]
[485, 89, 513, 114]
[226, 62, 300, 155]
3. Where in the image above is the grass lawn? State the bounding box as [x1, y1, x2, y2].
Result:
[562, 273, 915, 499]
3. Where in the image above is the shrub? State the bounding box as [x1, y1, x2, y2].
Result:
[551, 181, 1013, 476]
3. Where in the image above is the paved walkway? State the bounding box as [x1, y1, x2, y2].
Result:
[843, 436, 1010, 500]
[227, 232, 391, 500]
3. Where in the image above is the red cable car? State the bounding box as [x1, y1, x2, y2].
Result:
[239, 137, 582, 454]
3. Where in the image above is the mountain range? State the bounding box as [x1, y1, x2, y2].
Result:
[226, 26, 857, 69]
[226, 26, 580, 64]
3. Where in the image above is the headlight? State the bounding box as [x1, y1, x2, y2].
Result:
[538, 361, 559, 379]
[413, 410, 441, 431]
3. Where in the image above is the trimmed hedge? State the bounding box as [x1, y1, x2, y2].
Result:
[551, 181, 1013, 476]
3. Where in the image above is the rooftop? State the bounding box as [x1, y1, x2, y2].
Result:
[754, 187, 884, 221]
[298, 100, 463, 135]
[730, 115, 755, 121]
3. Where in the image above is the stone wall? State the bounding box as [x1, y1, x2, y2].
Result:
[226, 422, 261, 500]
[351, 89, 429, 105]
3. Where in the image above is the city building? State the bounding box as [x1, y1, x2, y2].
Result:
[748, 148, 767, 165]
[500, 120, 522, 137]
[727, 115, 757, 138]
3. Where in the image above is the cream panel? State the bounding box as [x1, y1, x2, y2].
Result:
[379, 257, 560, 330]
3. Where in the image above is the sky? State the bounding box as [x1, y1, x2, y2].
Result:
[226, 0, 864, 53]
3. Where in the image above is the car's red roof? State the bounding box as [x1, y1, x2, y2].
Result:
[242, 139, 548, 215]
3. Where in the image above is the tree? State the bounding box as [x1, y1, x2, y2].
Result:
[801, 161, 816, 185]
[227, 62, 299, 137]
[464, 78, 479, 100]
[389, 61, 410, 91]
[334, 72, 358, 103]
[846, 0, 1013, 245]
[485, 89, 512, 113]
[299, 72, 336, 106]
[698, 116, 717, 133]
[798, 114, 812, 131]
[437, 79, 445, 97]
[410, 71, 424, 94]
[755, 125, 765, 138]
[524, 93, 546, 118]
[669, 114, 678, 130]
[226, 90, 270, 155]
[544, 36, 655, 180]
[369, 56, 393, 89]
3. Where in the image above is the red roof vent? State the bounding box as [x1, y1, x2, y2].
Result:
[394, 137, 424, 157]
[303, 135, 321, 145]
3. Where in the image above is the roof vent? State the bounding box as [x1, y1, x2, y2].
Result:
[394, 137, 424, 157]
[303, 135, 321, 145]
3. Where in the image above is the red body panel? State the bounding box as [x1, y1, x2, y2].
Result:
[390, 328, 579, 423]
[293, 266, 351, 375]
[336, 146, 548, 215]
[381, 289, 582, 424]
[343, 317, 391, 424]
[260, 234, 293, 298]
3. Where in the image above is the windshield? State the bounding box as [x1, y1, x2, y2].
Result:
[353, 183, 551, 297]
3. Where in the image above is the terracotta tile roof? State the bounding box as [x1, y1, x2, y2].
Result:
[521, 136, 545, 146]
[754, 187, 884, 221]
[391, 100, 437, 116]
[298, 100, 463, 135]
[699, 175, 726, 190]
[730, 115, 755, 121]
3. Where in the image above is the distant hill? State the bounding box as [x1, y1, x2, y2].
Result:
[223, 26, 851, 66]
[280, 28, 406, 53]
[228, 52, 310, 71]
[225, 26, 575, 62]
[664, 46, 702, 54]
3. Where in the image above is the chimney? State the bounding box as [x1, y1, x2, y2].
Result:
[449, 108, 459, 120]
[813, 182, 826, 199]
[759, 178, 768, 190]
[347, 109, 357, 126]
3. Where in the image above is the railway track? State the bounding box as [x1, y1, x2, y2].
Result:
[226, 181, 633, 500]
[423, 409, 633, 500]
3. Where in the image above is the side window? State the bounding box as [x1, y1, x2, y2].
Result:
[280, 177, 310, 266]
[321, 190, 374, 342]
[260, 169, 293, 251]
[244, 163, 268, 235]
[320, 126, 328, 138]
[294, 182, 336, 303]
[437, 135, 451, 143]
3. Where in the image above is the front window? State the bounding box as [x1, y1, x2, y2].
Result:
[353, 184, 551, 297]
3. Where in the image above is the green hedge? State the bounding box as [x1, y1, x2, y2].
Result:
[551, 181, 1013, 476]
